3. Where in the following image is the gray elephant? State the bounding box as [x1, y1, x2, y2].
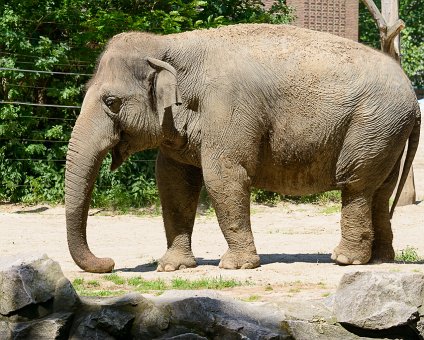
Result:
[65, 24, 420, 273]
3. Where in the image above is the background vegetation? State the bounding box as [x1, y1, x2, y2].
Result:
[0, 0, 293, 208]
[0, 0, 422, 209]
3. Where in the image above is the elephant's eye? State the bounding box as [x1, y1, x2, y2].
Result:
[103, 96, 122, 114]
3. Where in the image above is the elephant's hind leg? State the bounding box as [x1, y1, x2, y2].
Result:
[156, 152, 203, 272]
[371, 158, 401, 263]
[332, 191, 373, 265]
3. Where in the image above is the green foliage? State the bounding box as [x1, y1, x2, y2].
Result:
[103, 273, 126, 285]
[359, 0, 424, 89]
[250, 189, 341, 206]
[0, 0, 293, 207]
[395, 246, 423, 263]
[73, 275, 247, 296]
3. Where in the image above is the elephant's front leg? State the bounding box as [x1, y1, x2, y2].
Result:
[156, 152, 202, 272]
[203, 156, 260, 270]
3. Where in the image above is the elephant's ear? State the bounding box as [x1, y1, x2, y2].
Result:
[146, 57, 182, 126]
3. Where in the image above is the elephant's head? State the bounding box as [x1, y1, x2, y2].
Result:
[65, 35, 181, 273]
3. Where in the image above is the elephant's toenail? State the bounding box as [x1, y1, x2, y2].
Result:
[165, 264, 176, 272]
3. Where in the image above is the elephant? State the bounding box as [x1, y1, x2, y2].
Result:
[65, 23, 420, 273]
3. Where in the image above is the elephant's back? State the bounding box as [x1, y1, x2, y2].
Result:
[170, 23, 384, 68]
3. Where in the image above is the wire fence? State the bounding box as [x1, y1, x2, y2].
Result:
[0, 67, 91, 76]
[0, 101, 81, 109]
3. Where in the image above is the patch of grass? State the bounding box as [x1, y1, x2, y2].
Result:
[242, 294, 260, 302]
[72, 275, 249, 297]
[103, 273, 125, 285]
[72, 278, 84, 287]
[127, 276, 246, 293]
[322, 292, 331, 298]
[71, 278, 125, 297]
[86, 280, 100, 287]
[170, 277, 243, 290]
[128, 277, 167, 292]
[288, 287, 301, 293]
[320, 204, 341, 215]
[251, 189, 282, 206]
[395, 246, 423, 263]
[265, 284, 273, 291]
[284, 191, 342, 205]
[82, 290, 127, 297]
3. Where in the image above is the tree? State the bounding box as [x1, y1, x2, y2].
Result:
[359, 0, 424, 90]
[0, 0, 294, 207]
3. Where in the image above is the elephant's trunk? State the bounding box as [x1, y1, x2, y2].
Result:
[65, 94, 118, 273]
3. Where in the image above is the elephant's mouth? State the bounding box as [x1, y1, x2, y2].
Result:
[111, 140, 130, 171]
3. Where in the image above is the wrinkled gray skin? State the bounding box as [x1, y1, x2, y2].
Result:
[65, 24, 420, 273]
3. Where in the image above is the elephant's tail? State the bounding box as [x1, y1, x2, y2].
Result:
[390, 106, 421, 218]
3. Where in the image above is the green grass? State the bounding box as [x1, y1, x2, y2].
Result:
[127, 277, 167, 292]
[265, 284, 273, 291]
[86, 280, 100, 287]
[170, 277, 243, 290]
[72, 276, 248, 297]
[104, 273, 126, 285]
[395, 246, 423, 263]
[320, 204, 341, 215]
[242, 294, 260, 302]
[72, 278, 126, 297]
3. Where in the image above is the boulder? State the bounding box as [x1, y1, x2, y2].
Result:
[0, 253, 78, 316]
[73, 293, 169, 339]
[9, 312, 73, 339]
[153, 290, 290, 339]
[333, 271, 424, 330]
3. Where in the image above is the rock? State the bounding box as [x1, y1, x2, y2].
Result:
[73, 293, 162, 339]
[0, 253, 77, 316]
[153, 290, 290, 339]
[0, 321, 12, 339]
[333, 271, 424, 330]
[271, 296, 373, 339]
[9, 312, 73, 340]
[165, 334, 208, 339]
[53, 277, 80, 313]
[282, 319, 375, 340]
[70, 308, 134, 340]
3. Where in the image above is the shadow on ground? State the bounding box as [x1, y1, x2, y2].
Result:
[116, 253, 334, 272]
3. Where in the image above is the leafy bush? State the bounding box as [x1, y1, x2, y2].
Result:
[0, 0, 293, 207]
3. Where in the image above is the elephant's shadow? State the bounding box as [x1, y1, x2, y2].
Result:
[116, 253, 333, 272]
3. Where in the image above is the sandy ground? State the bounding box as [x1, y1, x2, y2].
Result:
[1, 200, 424, 302]
[1, 121, 423, 303]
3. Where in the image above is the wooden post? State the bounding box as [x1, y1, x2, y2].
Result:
[361, 0, 416, 206]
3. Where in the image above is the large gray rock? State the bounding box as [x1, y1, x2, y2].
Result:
[153, 290, 290, 339]
[333, 271, 424, 330]
[72, 293, 167, 339]
[0, 253, 78, 316]
[10, 312, 73, 339]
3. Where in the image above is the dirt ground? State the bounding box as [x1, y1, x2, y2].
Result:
[1, 199, 424, 303]
[1, 121, 424, 303]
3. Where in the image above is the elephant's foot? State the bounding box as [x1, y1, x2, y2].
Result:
[331, 240, 371, 265]
[219, 249, 260, 269]
[371, 243, 395, 263]
[157, 249, 197, 272]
